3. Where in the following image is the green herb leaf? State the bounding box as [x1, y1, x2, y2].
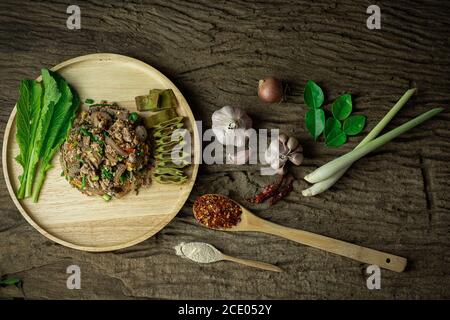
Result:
[81, 176, 86, 189]
[85, 98, 94, 104]
[0, 277, 21, 286]
[304, 80, 324, 109]
[332, 94, 352, 121]
[305, 108, 325, 140]
[101, 167, 113, 180]
[324, 117, 341, 138]
[343, 115, 366, 136]
[325, 127, 347, 147]
[128, 112, 139, 122]
[80, 127, 90, 137]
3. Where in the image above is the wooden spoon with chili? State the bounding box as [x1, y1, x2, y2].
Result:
[193, 194, 407, 273]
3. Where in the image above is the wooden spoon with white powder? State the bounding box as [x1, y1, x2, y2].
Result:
[174, 242, 282, 273]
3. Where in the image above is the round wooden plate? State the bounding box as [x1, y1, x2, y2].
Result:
[2, 53, 200, 252]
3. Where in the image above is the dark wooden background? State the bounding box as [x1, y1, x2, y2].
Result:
[1, 0, 449, 299]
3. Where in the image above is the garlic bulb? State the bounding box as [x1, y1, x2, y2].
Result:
[212, 106, 252, 147]
[265, 133, 303, 175]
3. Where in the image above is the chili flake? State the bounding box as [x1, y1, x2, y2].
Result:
[193, 194, 242, 229]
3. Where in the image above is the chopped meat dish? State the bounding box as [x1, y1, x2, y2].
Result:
[60, 104, 151, 200]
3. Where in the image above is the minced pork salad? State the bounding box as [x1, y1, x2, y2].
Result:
[60, 104, 152, 201]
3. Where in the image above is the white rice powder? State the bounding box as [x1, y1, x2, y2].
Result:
[174, 242, 221, 264]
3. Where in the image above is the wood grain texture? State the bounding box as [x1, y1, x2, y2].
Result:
[3, 53, 200, 251]
[0, 0, 449, 299]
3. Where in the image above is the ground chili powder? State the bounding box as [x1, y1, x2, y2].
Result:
[193, 194, 242, 229]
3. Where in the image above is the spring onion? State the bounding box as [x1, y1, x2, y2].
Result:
[304, 107, 443, 184]
[303, 88, 417, 196]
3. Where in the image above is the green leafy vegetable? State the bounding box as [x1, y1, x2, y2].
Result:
[302, 80, 367, 148]
[85, 98, 94, 104]
[305, 108, 325, 140]
[325, 127, 347, 147]
[343, 115, 366, 135]
[14, 69, 80, 202]
[304, 80, 324, 109]
[32, 73, 80, 202]
[24, 69, 62, 198]
[331, 94, 352, 121]
[16, 80, 42, 199]
[324, 118, 341, 138]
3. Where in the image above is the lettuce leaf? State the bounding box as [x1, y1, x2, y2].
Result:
[24, 69, 62, 197]
[15, 80, 42, 199]
[15, 69, 80, 202]
[32, 75, 81, 202]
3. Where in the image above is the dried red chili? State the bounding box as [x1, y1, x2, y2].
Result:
[248, 174, 295, 206]
[193, 194, 242, 229]
[270, 175, 295, 206]
[247, 175, 284, 204]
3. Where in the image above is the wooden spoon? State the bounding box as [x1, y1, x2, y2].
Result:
[193, 194, 407, 272]
[177, 242, 282, 272]
[218, 252, 283, 273]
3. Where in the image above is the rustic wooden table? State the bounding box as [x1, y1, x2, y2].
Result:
[1, 0, 449, 299]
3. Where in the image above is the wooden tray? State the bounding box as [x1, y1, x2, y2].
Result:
[2, 53, 200, 252]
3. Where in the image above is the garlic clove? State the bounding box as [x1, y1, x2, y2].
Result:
[212, 127, 227, 145]
[279, 133, 289, 145]
[276, 165, 287, 175]
[227, 148, 251, 165]
[289, 152, 303, 166]
[271, 157, 288, 170]
[287, 136, 299, 151]
[234, 128, 249, 147]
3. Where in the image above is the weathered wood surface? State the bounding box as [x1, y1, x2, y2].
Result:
[0, 0, 449, 299]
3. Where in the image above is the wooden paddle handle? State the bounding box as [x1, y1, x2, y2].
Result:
[247, 215, 407, 272]
[221, 254, 283, 272]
